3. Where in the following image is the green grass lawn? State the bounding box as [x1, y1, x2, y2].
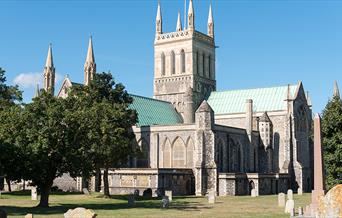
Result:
[0, 191, 310, 218]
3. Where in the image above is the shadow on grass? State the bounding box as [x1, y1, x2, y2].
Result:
[1, 195, 212, 216]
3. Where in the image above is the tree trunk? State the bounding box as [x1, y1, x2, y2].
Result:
[38, 183, 52, 207]
[5, 178, 11, 192]
[103, 168, 110, 197]
[95, 168, 101, 192]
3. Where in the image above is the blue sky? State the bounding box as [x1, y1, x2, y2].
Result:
[0, 0, 341, 113]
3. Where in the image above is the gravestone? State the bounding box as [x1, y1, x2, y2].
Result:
[251, 189, 257, 197]
[290, 207, 295, 217]
[82, 188, 90, 195]
[24, 214, 34, 218]
[64, 207, 97, 218]
[278, 193, 286, 207]
[134, 189, 139, 196]
[287, 189, 293, 200]
[285, 199, 295, 214]
[316, 184, 342, 218]
[165, 190, 172, 202]
[298, 206, 303, 216]
[162, 196, 169, 208]
[208, 190, 215, 204]
[0, 209, 7, 218]
[31, 187, 37, 201]
[297, 187, 303, 195]
[127, 195, 135, 207]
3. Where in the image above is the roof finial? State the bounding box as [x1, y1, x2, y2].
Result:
[86, 36, 95, 64]
[333, 80, 340, 99]
[45, 43, 53, 67]
[207, 3, 214, 38]
[176, 11, 182, 31]
[156, 1, 162, 34]
[187, 0, 194, 31]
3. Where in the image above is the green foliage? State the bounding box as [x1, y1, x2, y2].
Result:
[0, 68, 22, 109]
[321, 96, 342, 189]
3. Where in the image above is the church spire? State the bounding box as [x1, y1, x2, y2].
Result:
[207, 3, 214, 38]
[176, 11, 182, 31]
[34, 84, 40, 98]
[43, 43, 55, 95]
[84, 36, 96, 86]
[187, 0, 194, 31]
[333, 80, 340, 98]
[156, 1, 162, 35]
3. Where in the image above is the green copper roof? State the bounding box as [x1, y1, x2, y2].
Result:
[129, 95, 183, 126]
[207, 84, 298, 114]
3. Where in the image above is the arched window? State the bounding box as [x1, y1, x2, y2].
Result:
[161, 52, 165, 76]
[196, 52, 200, 75]
[186, 138, 194, 168]
[170, 51, 175, 74]
[163, 139, 171, 168]
[180, 49, 185, 73]
[208, 55, 211, 79]
[137, 139, 149, 168]
[202, 54, 206, 77]
[172, 137, 186, 168]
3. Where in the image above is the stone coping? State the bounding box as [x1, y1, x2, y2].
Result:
[108, 168, 193, 175]
[218, 172, 290, 179]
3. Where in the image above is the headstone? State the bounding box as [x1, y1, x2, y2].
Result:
[31, 187, 37, 201]
[298, 207, 303, 216]
[297, 187, 303, 195]
[285, 199, 295, 214]
[287, 189, 293, 200]
[0, 209, 7, 218]
[208, 190, 215, 204]
[165, 190, 172, 202]
[64, 207, 97, 218]
[25, 214, 34, 218]
[82, 188, 90, 195]
[251, 189, 257, 197]
[127, 195, 135, 207]
[278, 193, 286, 207]
[316, 184, 342, 218]
[162, 196, 169, 208]
[290, 208, 295, 217]
[134, 189, 139, 196]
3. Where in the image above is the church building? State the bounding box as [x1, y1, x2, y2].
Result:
[45, 1, 313, 196]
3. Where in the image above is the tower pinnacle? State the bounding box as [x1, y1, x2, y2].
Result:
[156, 1, 162, 35]
[43, 43, 55, 95]
[187, 0, 194, 31]
[176, 11, 182, 31]
[207, 4, 214, 38]
[333, 80, 340, 99]
[84, 36, 96, 86]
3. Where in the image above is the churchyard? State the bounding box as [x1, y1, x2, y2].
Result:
[0, 191, 310, 218]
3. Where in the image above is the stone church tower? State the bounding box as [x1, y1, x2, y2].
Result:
[43, 43, 55, 94]
[153, 0, 216, 122]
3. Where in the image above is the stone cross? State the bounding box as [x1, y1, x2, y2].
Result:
[287, 189, 293, 200]
[208, 190, 215, 204]
[165, 190, 172, 202]
[162, 196, 169, 208]
[64, 207, 97, 218]
[285, 199, 295, 214]
[31, 187, 37, 201]
[278, 193, 286, 207]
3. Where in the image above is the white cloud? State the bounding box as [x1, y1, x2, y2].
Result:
[13, 72, 62, 88]
[13, 72, 42, 88]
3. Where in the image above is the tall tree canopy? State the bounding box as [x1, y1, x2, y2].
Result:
[0, 68, 23, 191]
[322, 95, 342, 189]
[68, 72, 137, 197]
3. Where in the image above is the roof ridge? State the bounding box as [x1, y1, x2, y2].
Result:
[212, 84, 297, 94]
[129, 94, 173, 104]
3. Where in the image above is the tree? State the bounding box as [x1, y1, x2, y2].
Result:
[0, 68, 22, 191]
[9, 91, 87, 207]
[321, 95, 342, 189]
[68, 72, 137, 197]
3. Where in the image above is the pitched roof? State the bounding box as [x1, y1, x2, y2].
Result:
[129, 95, 183, 127]
[207, 84, 298, 114]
